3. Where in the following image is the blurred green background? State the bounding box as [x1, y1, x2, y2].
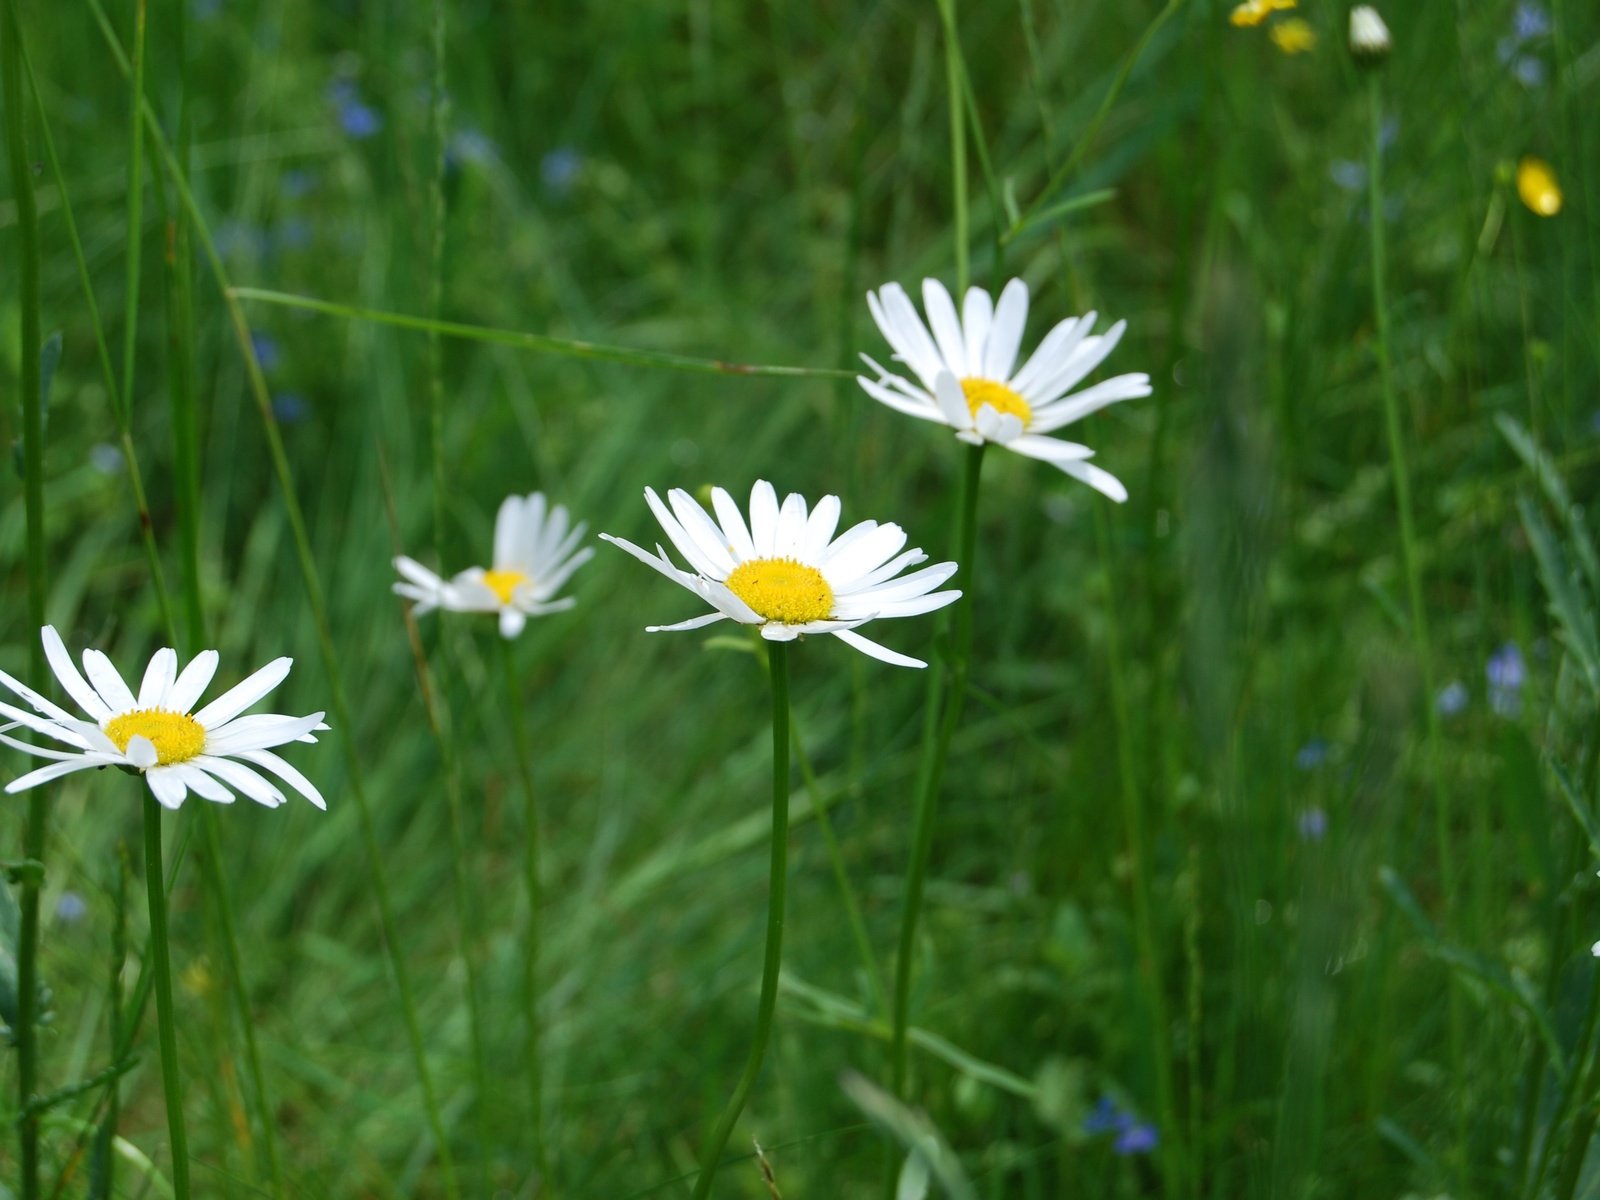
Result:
[4, 0, 1600, 1195]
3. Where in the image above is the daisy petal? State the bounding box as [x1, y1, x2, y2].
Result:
[922, 278, 968, 377]
[710, 487, 757, 560]
[801, 495, 842, 561]
[164, 649, 220, 715]
[204, 712, 327, 755]
[984, 278, 1029, 381]
[500, 608, 527, 639]
[1007, 440, 1129, 501]
[962, 286, 994, 372]
[192, 657, 292, 729]
[146, 767, 188, 809]
[238, 749, 327, 810]
[749, 481, 780, 557]
[774, 492, 810, 557]
[934, 372, 975, 431]
[4, 758, 106, 794]
[139, 648, 179, 708]
[125, 735, 159, 770]
[646, 612, 730, 633]
[41, 627, 112, 720]
[1028, 374, 1152, 433]
[857, 374, 945, 424]
[81, 649, 138, 712]
[494, 493, 523, 571]
[193, 755, 285, 807]
[177, 764, 235, 804]
[1012, 312, 1094, 398]
[832, 627, 927, 669]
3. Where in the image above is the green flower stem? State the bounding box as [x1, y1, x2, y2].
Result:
[935, 0, 968, 294]
[889, 443, 985, 1106]
[143, 795, 192, 1198]
[690, 641, 792, 1200]
[4, 0, 48, 1191]
[501, 642, 552, 1191]
[1367, 70, 1461, 1159]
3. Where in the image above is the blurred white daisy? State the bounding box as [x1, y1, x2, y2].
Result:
[393, 491, 593, 639]
[858, 278, 1151, 501]
[0, 626, 327, 810]
[600, 481, 960, 668]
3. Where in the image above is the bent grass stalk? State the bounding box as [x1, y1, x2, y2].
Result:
[4, 0, 48, 1190]
[86, 5, 461, 1191]
[690, 642, 792, 1200]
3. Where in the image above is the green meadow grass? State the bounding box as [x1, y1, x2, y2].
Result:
[3, 0, 1600, 1195]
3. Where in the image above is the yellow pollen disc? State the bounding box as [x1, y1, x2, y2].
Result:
[105, 709, 207, 766]
[481, 568, 529, 605]
[959, 377, 1032, 425]
[725, 557, 834, 625]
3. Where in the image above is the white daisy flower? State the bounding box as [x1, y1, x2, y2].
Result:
[393, 491, 594, 639]
[0, 626, 328, 811]
[857, 277, 1151, 502]
[600, 481, 960, 669]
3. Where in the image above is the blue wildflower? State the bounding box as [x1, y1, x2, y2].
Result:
[272, 393, 310, 424]
[1513, 56, 1547, 88]
[339, 101, 383, 139]
[541, 146, 582, 195]
[250, 332, 281, 372]
[55, 891, 88, 923]
[1435, 681, 1468, 716]
[1295, 738, 1329, 771]
[1082, 1096, 1125, 1135]
[1114, 1123, 1159, 1156]
[1487, 643, 1525, 717]
[89, 443, 124, 475]
[1297, 807, 1328, 841]
[1514, 2, 1550, 41]
[1329, 160, 1366, 192]
[449, 127, 498, 167]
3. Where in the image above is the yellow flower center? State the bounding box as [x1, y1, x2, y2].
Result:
[104, 709, 207, 766]
[725, 558, 834, 625]
[482, 568, 529, 605]
[959, 377, 1032, 425]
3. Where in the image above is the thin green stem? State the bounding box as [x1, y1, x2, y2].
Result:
[1367, 69, 1461, 1170]
[143, 796, 191, 1198]
[427, 0, 449, 557]
[501, 642, 552, 1191]
[87, 6, 460, 1190]
[888, 444, 984, 1102]
[4, 0, 48, 1191]
[690, 642, 792, 1200]
[228, 287, 852, 380]
[934, 0, 968, 294]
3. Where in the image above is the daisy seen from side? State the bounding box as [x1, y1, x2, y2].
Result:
[600, 481, 960, 668]
[858, 277, 1151, 501]
[393, 491, 594, 638]
[0, 625, 327, 810]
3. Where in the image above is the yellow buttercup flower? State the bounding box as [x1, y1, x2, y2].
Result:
[1517, 157, 1562, 216]
[1230, 0, 1295, 27]
[1270, 18, 1317, 53]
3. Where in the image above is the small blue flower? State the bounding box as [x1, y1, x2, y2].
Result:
[272, 393, 310, 423]
[1329, 160, 1367, 192]
[1513, 55, 1547, 88]
[449, 127, 498, 167]
[1297, 807, 1328, 841]
[1295, 738, 1330, 771]
[1513, 2, 1550, 41]
[250, 332, 281, 372]
[1114, 1123, 1159, 1156]
[89, 443, 124, 475]
[339, 101, 383, 139]
[1435, 681, 1469, 716]
[541, 146, 582, 194]
[1082, 1096, 1126, 1135]
[55, 891, 88, 923]
[1487, 642, 1525, 717]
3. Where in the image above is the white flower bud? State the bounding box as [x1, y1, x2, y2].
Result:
[1349, 6, 1391, 63]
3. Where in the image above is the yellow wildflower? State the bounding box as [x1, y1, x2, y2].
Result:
[1270, 17, 1317, 53]
[1231, 0, 1296, 27]
[1516, 157, 1562, 216]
